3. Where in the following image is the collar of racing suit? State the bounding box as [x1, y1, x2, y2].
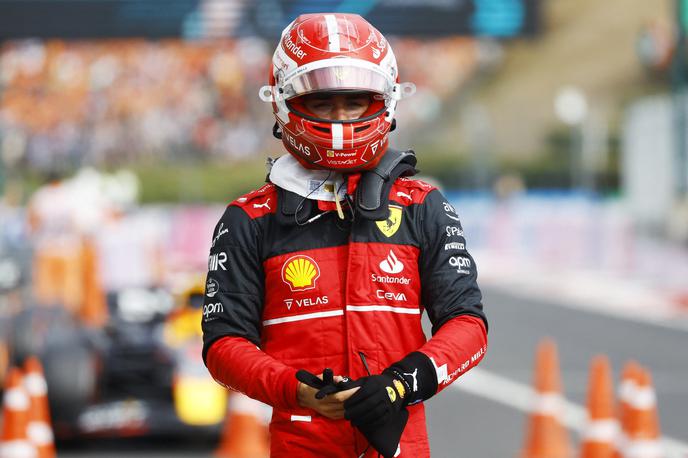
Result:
[268, 149, 418, 225]
[269, 154, 347, 202]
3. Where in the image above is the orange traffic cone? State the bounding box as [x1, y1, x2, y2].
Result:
[579, 355, 618, 458]
[23, 358, 55, 458]
[215, 393, 270, 458]
[0, 368, 36, 458]
[623, 367, 663, 458]
[0, 341, 8, 387]
[521, 338, 572, 458]
[615, 361, 643, 457]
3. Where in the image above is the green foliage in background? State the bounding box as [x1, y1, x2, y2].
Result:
[6, 143, 620, 205]
[412, 134, 620, 194]
[7, 132, 620, 204]
[134, 160, 268, 203]
[132, 142, 621, 203]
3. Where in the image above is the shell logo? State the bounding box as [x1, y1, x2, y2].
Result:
[281, 255, 321, 292]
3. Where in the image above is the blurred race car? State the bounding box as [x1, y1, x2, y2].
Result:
[0, 206, 32, 389]
[6, 279, 227, 440]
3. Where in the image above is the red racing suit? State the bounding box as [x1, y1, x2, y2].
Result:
[202, 175, 488, 457]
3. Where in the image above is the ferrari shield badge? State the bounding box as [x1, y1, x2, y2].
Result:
[376, 205, 402, 238]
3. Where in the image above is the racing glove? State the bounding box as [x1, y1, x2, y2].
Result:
[346, 351, 438, 423]
[342, 371, 408, 458]
[295, 368, 361, 399]
[344, 351, 439, 458]
[297, 367, 407, 458]
[343, 372, 407, 430]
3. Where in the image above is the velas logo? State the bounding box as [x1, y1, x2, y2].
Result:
[282, 255, 321, 292]
[379, 250, 404, 274]
[284, 295, 329, 310]
[284, 131, 312, 157]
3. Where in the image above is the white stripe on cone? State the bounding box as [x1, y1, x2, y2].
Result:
[624, 439, 664, 457]
[23, 374, 48, 396]
[0, 440, 37, 458]
[628, 386, 657, 410]
[618, 378, 637, 402]
[27, 422, 54, 446]
[3, 387, 29, 410]
[532, 392, 564, 416]
[582, 419, 619, 442]
[615, 433, 628, 454]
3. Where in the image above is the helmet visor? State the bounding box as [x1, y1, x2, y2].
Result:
[284, 65, 391, 99]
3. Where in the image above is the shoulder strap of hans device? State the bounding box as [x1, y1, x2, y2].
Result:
[355, 148, 418, 221]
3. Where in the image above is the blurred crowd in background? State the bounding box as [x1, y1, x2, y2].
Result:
[0, 37, 477, 173]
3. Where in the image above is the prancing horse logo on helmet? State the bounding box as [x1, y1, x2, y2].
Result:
[376, 205, 402, 237]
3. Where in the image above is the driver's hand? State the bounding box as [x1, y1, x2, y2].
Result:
[297, 375, 360, 419]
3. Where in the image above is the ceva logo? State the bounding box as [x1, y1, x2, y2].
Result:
[281, 255, 321, 292]
[379, 250, 404, 274]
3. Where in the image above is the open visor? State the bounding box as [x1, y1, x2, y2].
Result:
[259, 62, 416, 103]
[283, 65, 391, 98]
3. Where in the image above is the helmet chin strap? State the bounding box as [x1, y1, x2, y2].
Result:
[272, 122, 283, 140]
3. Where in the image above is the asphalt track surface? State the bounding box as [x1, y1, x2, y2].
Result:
[426, 287, 688, 457]
[59, 286, 688, 457]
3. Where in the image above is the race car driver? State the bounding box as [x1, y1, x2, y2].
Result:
[201, 13, 488, 458]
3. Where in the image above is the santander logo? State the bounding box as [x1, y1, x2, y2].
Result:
[379, 250, 404, 274]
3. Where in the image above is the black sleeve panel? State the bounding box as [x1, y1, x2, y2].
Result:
[418, 189, 488, 335]
[202, 205, 264, 362]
